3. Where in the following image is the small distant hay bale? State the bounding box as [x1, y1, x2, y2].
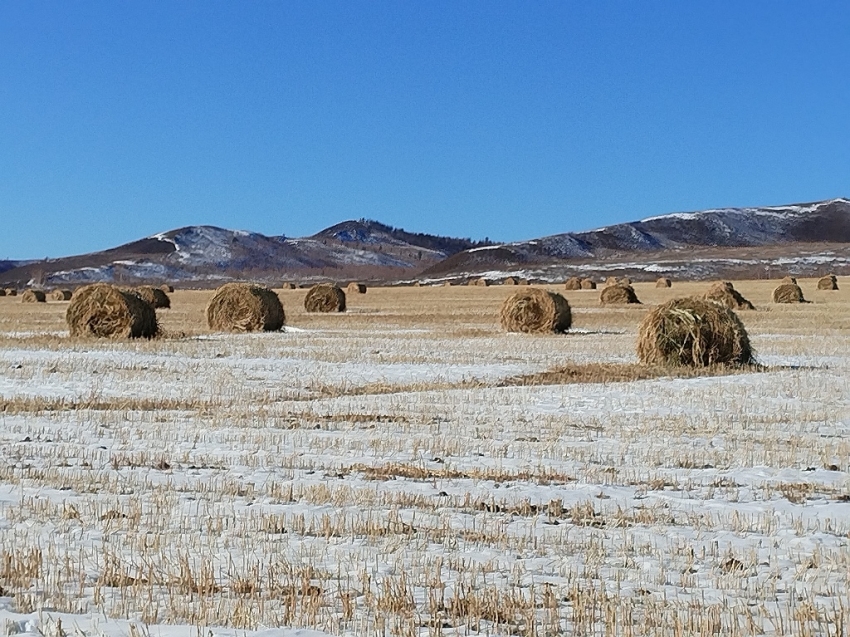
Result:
[637, 297, 753, 367]
[49, 289, 73, 301]
[304, 283, 346, 313]
[133, 286, 171, 309]
[702, 281, 755, 310]
[580, 278, 596, 290]
[66, 284, 158, 339]
[772, 283, 806, 304]
[160, 284, 175, 293]
[280, 282, 297, 290]
[564, 277, 582, 290]
[347, 282, 367, 294]
[500, 288, 571, 334]
[656, 277, 672, 288]
[620, 277, 632, 285]
[206, 283, 285, 332]
[517, 278, 529, 286]
[471, 278, 490, 287]
[817, 275, 838, 290]
[600, 284, 640, 305]
[21, 290, 46, 303]
[781, 276, 797, 284]
[5, 288, 17, 297]
[603, 277, 620, 287]
[442, 281, 454, 287]
[502, 277, 517, 285]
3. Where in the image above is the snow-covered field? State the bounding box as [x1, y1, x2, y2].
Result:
[1, 281, 849, 636]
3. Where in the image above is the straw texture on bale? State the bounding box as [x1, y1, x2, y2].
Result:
[500, 288, 571, 334]
[132, 286, 171, 309]
[5, 288, 17, 297]
[49, 289, 72, 301]
[206, 283, 285, 332]
[347, 282, 367, 294]
[564, 277, 582, 290]
[21, 290, 46, 303]
[66, 284, 158, 339]
[781, 276, 797, 284]
[160, 284, 175, 293]
[637, 297, 753, 367]
[702, 281, 755, 310]
[600, 284, 640, 305]
[656, 277, 672, 288]
[818, 275, 838, 290]
[304, 284, 346, 313]
[580, 278, 596, 290]
[772, 283, 806, 304]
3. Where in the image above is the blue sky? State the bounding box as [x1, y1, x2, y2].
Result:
[1, 2, 848, 259]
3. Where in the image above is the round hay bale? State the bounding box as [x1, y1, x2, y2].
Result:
[347, 282, 367, 294]
[280, 282, 297, 290]
[304, 283, 346, 313]
[773, 283, 806, 304]
[603, 276, 620, 287]
[160, 284, 175, 293]
[655, 277, 672, 288]
[470, 278, 490, 287]
[66, 284, 158, 339]
[49, 289, 73, 301]
[206, 283, 285, 331]
[600, 284, 640, 305]
[517, 278, 529, 286]
[637, 297, 753, 367]
[500, 288, 571, 334]
[502, 277, 517, 286]
[133, 286, 171, 309]
[21, 290, 46, 303]
[781, 276, 797, 284]
[5, 288, 17, 297]
[564, 277, 582, 290]
[817, 275, 838, 290]
[620, 277, 632, 285]
[580, 278, 596, 290]
[702, 281, 755, 310]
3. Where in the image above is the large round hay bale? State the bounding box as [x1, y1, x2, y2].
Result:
[637, 297, 753, 367]
[781, 276, 797, 284]
[206, 283, 285, 331]
[580, 278, 596, 290]
[702, 281, 755, 310]
[564, 277, 582, 290]
[347, 282, 367, 294]
[160, 284, 175, 293]
[21, 290, 46, 303]
[5, 289, 17, 297]
[655, 277, 672, 288]
[500, 288, 571, 334]
[773, 283, 805, 304]
[600, 284, 640, 305]
[132, 286, 171, 309]
[49, 289, 72, 301]
[66, 284, 158, 338]
[817, 275, 838, 290]
[304, 283, 346, 313]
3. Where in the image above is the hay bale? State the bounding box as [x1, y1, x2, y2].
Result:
[442, 281, 454, 287]
[781, 276, 797, 284]
[564, 277, 582, 290]
[517, 278, 529, 286]
[160, 284, 175, 293]
[347, 282, 367, 294]
[21, 290, 46, 303]
[637, 297, 753, 367]
[655, 277, 672, 288]
[206, 283, 285, 332]
[5, 288, 17, 297]
[600, 284, 640, 305]
[772, 283, 806, 304]
[702, 281, 755, 310]
[502, 277, 517, 286]
[620, 277, 632, 285]
[49, 289, 73, 301]
[132, 286, 171, 309]
[817, 275, 838, 290]
[66, 284, 158, 338]
[280, 282, 297, 290]
[580, 278, 596, 290]
[500, 288, 571, 334]
[603, 277, 620, 287]
[304, 283, 346, 313]
[470, 278, 490, 287]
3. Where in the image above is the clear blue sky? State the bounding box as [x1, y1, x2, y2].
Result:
[1, 2, 849, 259]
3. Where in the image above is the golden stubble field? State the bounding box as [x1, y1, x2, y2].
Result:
[1, 278, 850, 636]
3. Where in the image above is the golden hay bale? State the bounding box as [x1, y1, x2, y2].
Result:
[206, 283, 285, 332]
[781, 276, 797, 284]
[347, 282, 367, 294]
[5, 288, 17, 297]
[564, 276, 582, 290]
[600, 284, 640, 305]
[603, 276, 620, 287]
[21, 290, 46, 303]
[817, 275, 838, 290]
[66, 284, 158, 339]
[304, 283, 346, 313]
[49, 289, 72, 301]
[620, 277, 632, 285]
[502, 277, 517, 285]
[655, 277, 672, 288]
[580, 278, 596, 290]
[517, 278, 529, 286]
[160, 284, 175, 293]
[637, 297, 753, 367]
[500, 288, 571, 334]
[702, 281, 755, 310]
[280, 282, 297, 290]
[132, 286, 171, 309]
[772, 283, 806, 304]
[470, 278, 490, 287]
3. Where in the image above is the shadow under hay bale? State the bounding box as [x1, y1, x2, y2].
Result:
[818, 275, 838, 290]
[581, 278, 596, 290]
[637, 297, 753, 367]
[773, 283, 806, 304]
[206, 283, 285, 332]
[132, 286, 171, 309]
[600, 284, 640, 305]
[21, 290, 46, 303]
[67, 284, 158, 339]
[702, 281, 755, 310]
[160, 284, 175, 293]
[564, 277, 582, 290]
[656, 277, 672, 288]
[49, 289, 72, 301]
[500, 288, 571, 334]
[347, 282, 367, 294]
[304, 283, 346, 313]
